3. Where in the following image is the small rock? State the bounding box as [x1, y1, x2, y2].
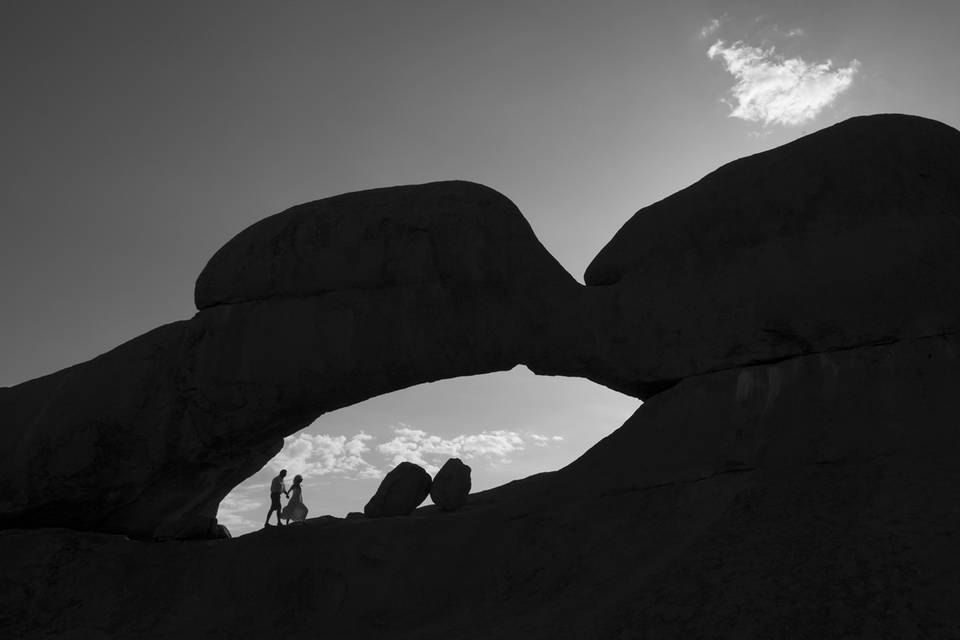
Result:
[363, 462, 432, 518]
[430, 458, 471, 511]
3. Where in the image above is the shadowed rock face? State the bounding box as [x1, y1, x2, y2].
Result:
[586, 114, 960, 389]
[5, 334, 959, 638]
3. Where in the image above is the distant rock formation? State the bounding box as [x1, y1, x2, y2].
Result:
[430, 458, 472, 510]
[364, 461, 432, 518]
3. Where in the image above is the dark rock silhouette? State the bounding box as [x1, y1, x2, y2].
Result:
[195, 181, 561, 309]
[0, 181, 601, 539]
[3, 113, 960, 637]
[364, 461, 432, 518]
[5, 116, 960, 539]
[3, 333, 959, 637]
[430, 458, 472, 510]
[585, 114, 960, 391]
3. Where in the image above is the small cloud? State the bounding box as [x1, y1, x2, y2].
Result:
[268, 432, 382, 480]
[763, 23, 805, 40]
[699, 18, 721, 39]
[707, 39, 859, 126]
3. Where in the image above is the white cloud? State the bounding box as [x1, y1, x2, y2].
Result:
[268, 432, 382, 479]
[376, 425, 562, 474]
[707, 39, 859, 126]
[699, 18, 721, 39]
[261, 425, 567, 481]
[216, 491, 262, 531]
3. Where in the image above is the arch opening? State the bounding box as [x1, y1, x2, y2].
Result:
[216, 366, 639, 536]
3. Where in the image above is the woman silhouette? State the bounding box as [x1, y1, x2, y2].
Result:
[281, 474, 309, 524]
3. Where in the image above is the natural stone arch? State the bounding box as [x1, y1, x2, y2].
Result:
[4, 114, 960, 542]
[217, 364, 640, 533]
[0, 181, 629, 540]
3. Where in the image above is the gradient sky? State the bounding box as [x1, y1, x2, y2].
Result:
[4, 1, 959, 535]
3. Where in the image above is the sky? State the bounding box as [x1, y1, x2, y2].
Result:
[3, 1, 959, 536]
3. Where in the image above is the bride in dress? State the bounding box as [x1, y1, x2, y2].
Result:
[281, 474, 309, 524]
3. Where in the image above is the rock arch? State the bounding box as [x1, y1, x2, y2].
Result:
[0, 181, 627, 539]
[4, 114, 960, 543]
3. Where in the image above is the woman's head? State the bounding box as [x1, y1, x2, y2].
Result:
[294, 474, 303, 485]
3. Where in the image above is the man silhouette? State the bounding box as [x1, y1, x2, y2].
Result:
[265, 469, 290, 527]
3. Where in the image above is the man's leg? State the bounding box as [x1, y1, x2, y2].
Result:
[266, 492, 281, 526]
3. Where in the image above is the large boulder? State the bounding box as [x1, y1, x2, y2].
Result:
[430, 458, 472, 510]
[0, 181, 598, 540]
[363, 461, 432, 518]
[196, 180, 570, 309]
[584, 114, 960, 394]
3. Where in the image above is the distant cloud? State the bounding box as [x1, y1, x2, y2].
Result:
[216, 491, 262, 530]
[759, 23, 805, 40]
[377, 424, 563, 474]
[269, 432, 382, 479]
[262, 425, 567, 480]
[699, 18, 721, 39]
[707, 40, 859, 126]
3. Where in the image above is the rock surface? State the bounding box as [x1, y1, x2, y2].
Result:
[585, 114, 960, 392]
[364, 462, 432, 518]
[195, 181, 562, 309]
[430, 458, 472, 510]
[4, 333, 959, 638]
[0, 181, 598, 539]
[3, 115, 960, 550]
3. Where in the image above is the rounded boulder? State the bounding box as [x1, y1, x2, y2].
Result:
[585, 114, 960, 388]
[363, 462, 432, 518]
[429, 458, 472, 511]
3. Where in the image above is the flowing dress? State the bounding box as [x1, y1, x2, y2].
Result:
[281, 485, 308, 523]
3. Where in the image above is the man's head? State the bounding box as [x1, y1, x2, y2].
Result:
[279, 470, 287, 478]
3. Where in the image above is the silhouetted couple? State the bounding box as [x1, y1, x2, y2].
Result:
[264, 469, 308, 527]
